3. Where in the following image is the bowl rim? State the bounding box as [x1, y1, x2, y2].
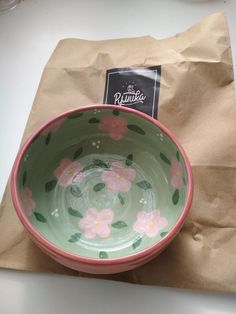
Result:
[11, 104, 194, 266]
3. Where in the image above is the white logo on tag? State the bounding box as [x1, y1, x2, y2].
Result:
[113, 84, 146, 106]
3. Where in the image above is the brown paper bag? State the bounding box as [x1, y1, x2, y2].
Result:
[1, 12, 236, 292]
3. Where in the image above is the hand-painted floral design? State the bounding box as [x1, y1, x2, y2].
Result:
[41, 118, 65, 135]
[170, 156, 183, 188]
[98, 115, 128, 140]
[21, 187, 36, 216]
[133, 210, 168, 238]
[53, 158, 84, 187]
[101, 161, 136, 192]
[79, 208, 114, 239]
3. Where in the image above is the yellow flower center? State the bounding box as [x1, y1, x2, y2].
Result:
[67, 169, 73, 175]
[93, 220, 100, 225]
[148, 220, 156, 226]
[175, 171, 181, 177]
[116, 174, 123, 180]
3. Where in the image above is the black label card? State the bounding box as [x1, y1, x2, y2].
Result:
[103, 66, 161, 118]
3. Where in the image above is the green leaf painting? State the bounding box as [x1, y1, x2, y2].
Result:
[93, 159, 109, 169]
[45, 132, 52, 145]
[136, 180, 152, 190]
[67, 112, 83, 119]
[132, 237, 142, 249]
[45, 180, 57, 192]
[160, 232, 168, 238]
[68, 233, 81, 243]
[68, 207, 83, 218]
[172, 189, 179, 205]
[88, 117, 100, 124]
[73, 147, 83, 159]
[99, 251, 108, 259]
[118, 193, 125, 205]
[160, 153, 171, 165]
[176, 151, 180, 161]
[34, 212, 47, 223]
[93, 183, 105, 192]
[112, 109, 120, 116]
[127, 124, 145, 135]
[125, 154, 133, 166]
[22, 171, 27, 186]
[70, 185, 83, 197]
[112, 221, 127, 228]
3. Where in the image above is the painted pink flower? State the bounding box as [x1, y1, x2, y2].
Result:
[170, 156, 183, 188]
[133, 210, 168, 238]
[53, 158, 84, 187]
[21, 187, 36, 216]
[41, 118, 65, 135]
[101, 161, 136, 192]
[79, 208, 114, 239]
[98, 115, 128, 141]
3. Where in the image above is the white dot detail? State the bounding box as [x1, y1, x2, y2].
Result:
[92, 139, 101, 149]
[139, 198, 147, 204]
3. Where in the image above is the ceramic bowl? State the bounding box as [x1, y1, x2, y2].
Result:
[11, 105, 193, 274]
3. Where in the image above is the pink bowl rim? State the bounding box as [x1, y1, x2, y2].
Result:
[11, 104, 194, 266]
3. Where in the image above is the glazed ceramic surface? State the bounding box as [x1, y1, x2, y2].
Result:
[12, 105, 192, 269]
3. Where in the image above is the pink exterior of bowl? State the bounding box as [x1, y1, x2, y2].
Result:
[33, 227, 175, 274]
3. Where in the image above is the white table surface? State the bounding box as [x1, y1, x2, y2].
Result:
[1, 1, 236, 313]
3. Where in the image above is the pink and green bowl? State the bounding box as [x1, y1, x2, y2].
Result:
[11, 105, 193, 274]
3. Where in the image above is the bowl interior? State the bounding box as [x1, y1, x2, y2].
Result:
[16, 107, 189, 260]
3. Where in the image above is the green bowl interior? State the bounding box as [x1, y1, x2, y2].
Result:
[17, 107, 188, 259]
